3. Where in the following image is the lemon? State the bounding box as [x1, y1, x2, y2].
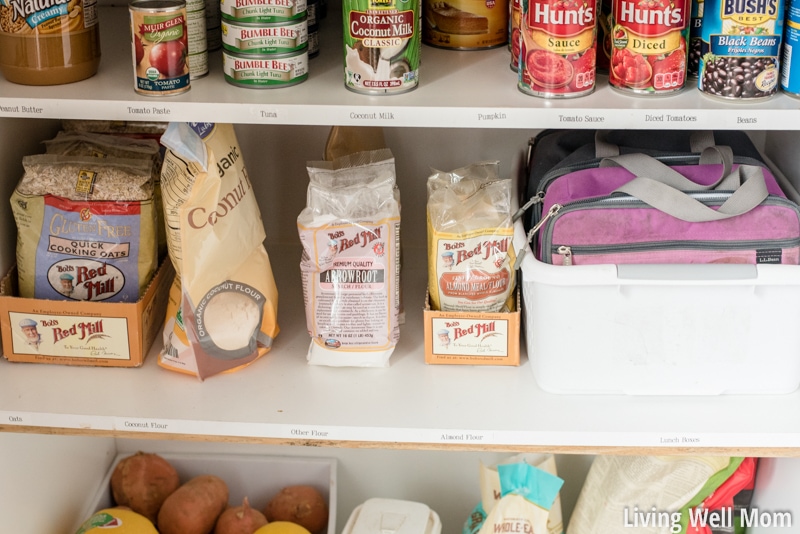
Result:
[254, 521, 313, 534]
[74, 508, 159, 533]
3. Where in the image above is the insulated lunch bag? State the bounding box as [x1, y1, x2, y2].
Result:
[521, 129, 770, 233]
[529, 151, 800, 267]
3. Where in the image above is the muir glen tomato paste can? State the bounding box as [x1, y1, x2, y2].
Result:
[518, 0, 598, 98]
[609, 0, 689, 94]
[130, 0, 191, 96]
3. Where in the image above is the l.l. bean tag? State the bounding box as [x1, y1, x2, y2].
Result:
[8, 311, 130, 360]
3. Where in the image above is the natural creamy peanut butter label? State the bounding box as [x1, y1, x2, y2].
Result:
[8, 312, 130, 360]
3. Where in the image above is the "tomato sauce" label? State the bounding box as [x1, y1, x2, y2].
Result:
[518, 0, 598, 98]
[609, 0, 689, 94]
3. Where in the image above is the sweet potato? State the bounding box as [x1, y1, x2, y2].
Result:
[158, 474, 230, 534]
[214, 496, 269, 534]
[110, 452, 181, 523]
[264, 485, 328, 534]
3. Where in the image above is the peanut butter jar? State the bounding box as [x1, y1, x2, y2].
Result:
[0, 0, 101, 85]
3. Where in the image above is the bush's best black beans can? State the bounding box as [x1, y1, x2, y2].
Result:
[781, 0, 800, 95]
[688, 0, 703, 76]
[699, 0, 784, 99]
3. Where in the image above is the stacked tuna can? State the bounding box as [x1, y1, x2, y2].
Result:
[307, 0, 319, 59]
[219, 0, 309, 87]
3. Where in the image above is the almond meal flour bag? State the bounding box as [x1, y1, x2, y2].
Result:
[298, 149, 401, 367]
[427, 162, 516, 312]
[158, 122, 279, 380]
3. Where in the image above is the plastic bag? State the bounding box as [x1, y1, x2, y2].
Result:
[298, 149, 400, 367]
[158, 122, 279, 380]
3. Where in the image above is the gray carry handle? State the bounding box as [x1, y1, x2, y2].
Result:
[600, 147, 735, 190]
[613, 164, 769, 222]
[594, 130, 717, 158]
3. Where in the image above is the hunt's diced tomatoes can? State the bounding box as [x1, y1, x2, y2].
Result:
[518, 0, 598, 98]
[609, 0, 689, 94]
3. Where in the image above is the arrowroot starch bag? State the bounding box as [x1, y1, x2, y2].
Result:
[158, 122, 279, 380]
[298, 149, 401, 367]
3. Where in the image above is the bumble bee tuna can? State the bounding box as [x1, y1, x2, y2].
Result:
[343, 0, 421, 94]
[699, 0, 784, 99]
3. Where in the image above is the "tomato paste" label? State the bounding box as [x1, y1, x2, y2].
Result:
[518, 0, 598, 98]
[609, 0, 689, 94]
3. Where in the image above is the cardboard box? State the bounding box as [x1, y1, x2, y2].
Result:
[78, 452, 338, 534]
[423, 289, 521, 366]
[0, 259, 173, 367]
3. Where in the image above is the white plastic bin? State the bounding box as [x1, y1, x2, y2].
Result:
[77, 452, 337, 534]
[342, 498, 442, 534]
[516, 220, 800, 395]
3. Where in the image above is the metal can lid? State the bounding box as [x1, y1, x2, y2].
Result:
[223, 45, 309, 60]
[130, 0, 186, 11]
[221, 14, 308, 28]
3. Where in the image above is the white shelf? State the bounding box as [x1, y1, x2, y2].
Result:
[1, 5, 800, 129]
[2, 245, 800, 452]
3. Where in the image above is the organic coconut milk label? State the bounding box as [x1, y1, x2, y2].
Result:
[343, 0, 421, 94]
[8, 311, 130, 360]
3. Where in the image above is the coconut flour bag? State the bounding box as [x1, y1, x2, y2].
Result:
[427, 162, 516, 312]
[299, 149, 401, 367]
[158, 122, 279, 380]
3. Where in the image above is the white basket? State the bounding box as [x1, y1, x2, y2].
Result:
[77, 452, 337, 534]
[516, 219, 800, 395]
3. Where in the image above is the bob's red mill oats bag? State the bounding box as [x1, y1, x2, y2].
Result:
[10, 154, 157, 303]
[158, 122, 279, 380]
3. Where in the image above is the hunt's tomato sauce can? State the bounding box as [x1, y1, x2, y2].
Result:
[609, 0, 689, 94]
[518, 0, 598, 98]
